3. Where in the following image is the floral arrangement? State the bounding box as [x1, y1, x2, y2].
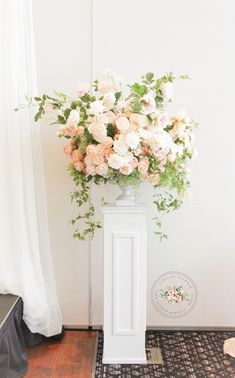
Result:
[17, 70, 197, 240]
[160, 285, 188, 304]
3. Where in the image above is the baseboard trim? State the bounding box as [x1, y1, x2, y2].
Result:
[63, 324, 235, 331]
[146, 325, 235, 331]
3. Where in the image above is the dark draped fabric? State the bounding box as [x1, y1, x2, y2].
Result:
[0, 296, 27, 378]
[0, 294, 64, 377]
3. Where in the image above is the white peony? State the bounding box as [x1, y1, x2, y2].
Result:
[98, 69, 122, 94]
[160, 82, 173, 100]
[141, 94, 156, 115]
[67, 109, 80, 126]
[89, 100, 104, 115]
[116, 116, 130, 133]
[88, 122, 107, 142]
[153, 130, 173, 150]
[157, 112, 171, 128]
[77, 82, 90, 97]
[125, 131, 140, 149]
[113, 135, 129, 156]
[108, 153, 125, 169]
[130, 113, 149, 128]
[103, 92, 116, 109]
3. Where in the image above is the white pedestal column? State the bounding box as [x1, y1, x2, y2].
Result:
[102, 205, 147, 364]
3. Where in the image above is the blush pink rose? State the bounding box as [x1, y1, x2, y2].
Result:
[63, 144, 73, 155]
[153, 149, 167, 165]
[72, 150, 83, 162]
[74, 161, 84, 172]
[96, 162, 109, 176]
[130, 157, 138, 168]
[119, 164, 133, 175]
[85, 164, 96, 176]
[138, 157, 149, 175]
[92, 155, 105, 165]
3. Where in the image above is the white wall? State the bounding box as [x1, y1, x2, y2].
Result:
[34, 0, 235, 328]
[33, 0, 93, 327]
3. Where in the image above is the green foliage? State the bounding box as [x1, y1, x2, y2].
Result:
[131, 83, 148, 96]
[69, 166, 102, 240]
[115, 92, 122, 101]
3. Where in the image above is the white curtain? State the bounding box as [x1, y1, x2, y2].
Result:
[0, 0, 62, 336]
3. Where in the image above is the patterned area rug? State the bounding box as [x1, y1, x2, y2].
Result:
[94, 330, 235, 377]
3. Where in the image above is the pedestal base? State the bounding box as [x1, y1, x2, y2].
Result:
[102, 205, 147, 364]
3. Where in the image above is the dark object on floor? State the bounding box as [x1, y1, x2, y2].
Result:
[22, 320, 65, 347]
[0, 294, 28, 378]
[94, 330, 235, 377]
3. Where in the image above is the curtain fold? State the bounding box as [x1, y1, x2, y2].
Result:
[0, 0, 63, 336]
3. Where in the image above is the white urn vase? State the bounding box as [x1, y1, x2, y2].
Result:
[116, 184, 137, 206]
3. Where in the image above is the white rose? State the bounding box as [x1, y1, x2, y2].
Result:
[67, 109, 80, 126]
[141, 94, 156, 115]
[160, 82, 173, 100]
[106, 111, 116, 124]
[103, 92, 116, 109]
[116, 116, 130, 133]
[125, 132, 140, 149]
[88, 122, 107, 143]
[77, 82, 90, 97]
[113, 135, 129, 156]
[96, 113, 108, 124]
[108, 153, 125, 169]
[89, 100, 104, 115]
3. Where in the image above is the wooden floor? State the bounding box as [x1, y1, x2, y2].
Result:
[25, 330, 97, 378]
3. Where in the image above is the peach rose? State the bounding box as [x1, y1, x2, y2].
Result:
[92, 155, 104, 166]
[119, 164, 133, 175]
[72, 150, 83, 162]
[63, 144, 73, 155]
[96, 162, 109, 176]
[141, 146, 150, 155]
[138, 157, 149, 175]
[74, 161, 84, 172]
[63, 125, 78, 137]
[86, 145, 97, 159]
[101, 136, 113, 149]
[77, 126, 84, 137]
[96, 144, 105, 156]
[105, 148, 114, 159]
